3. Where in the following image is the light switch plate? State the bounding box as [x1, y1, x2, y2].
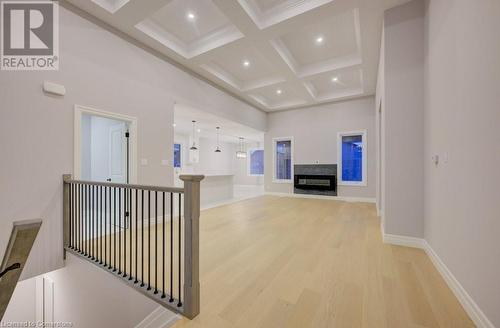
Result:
[141, 158, 148, 166]
[161, 160, 169, 166]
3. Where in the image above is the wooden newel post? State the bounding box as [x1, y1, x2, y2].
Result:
[62, 174, 72, 260]
[179, 174, 204, 319]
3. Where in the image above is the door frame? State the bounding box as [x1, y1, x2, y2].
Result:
[73, 104, 138, 184]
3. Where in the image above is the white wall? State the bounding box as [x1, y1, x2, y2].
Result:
[2, 278, 37, 323]
[0, 5, 265, 282]
[424, 0, 500, 326]
[3, 253, 170, 328]
[380, 0, 425, 237]
[264, 97, 376, 199]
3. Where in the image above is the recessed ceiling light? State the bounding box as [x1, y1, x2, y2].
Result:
[315, 36, 324, 44]
[243, 60, 250, 67]
[332, 77, 339, 82]
[276, 89, 282, 95]
[197, 128, 201, 133]
[186, 12, 196, 21]
[172, 123, 176, 127]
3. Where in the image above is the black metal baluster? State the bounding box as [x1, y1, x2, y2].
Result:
[162, 192, 166, 299]
[129, 188, 133, 280]
[78, 184, 83, 254]
[154, 191, 158, 294]
[76, 184, 79, 252]
[85, 184, 88, 257]
[113, 187, 117, 272]
[169, 192, 173, 303]
[90, 186, 95, 260]
[108, 186, 112, 269]
[123, 188, 127, 277]
[104, 186, 108, 267]
[94, 185, 98, 262]
[83, 185, 86, 256]
[147, 190, 151, 291]
[178, 193, 182, 307]
[92, 185, 96, 260]
[99, 186, 103, 264]
[134, 189, 138, 284]
[141, 189, 145, 287]
[118, 188, 122, 275]
[69, 183, 72, 249]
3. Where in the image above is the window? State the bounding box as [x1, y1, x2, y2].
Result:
[173, 143, 181, 168]
[248, 149, 264, 176]
[338, 131, 367, 185]
[273, 137, 293, 182]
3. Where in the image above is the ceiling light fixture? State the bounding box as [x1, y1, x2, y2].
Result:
[172, 123, 176, 127]
[276, 89, 282, 95]
[243, 60, 250, 68]
[190, 120, 198, 150]
[332, 76, 339, 82]
[197, 128, 201, 133]
[186, 12, 196, 21]
[236, 137, 247, 159]
[315, 36, 324, 44]
[215, 127, 222, 153]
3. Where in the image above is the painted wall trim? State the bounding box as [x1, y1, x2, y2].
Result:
[265, 191, 376, 203]
[383, 234, 495, 328]
[134, 306, 180, 328]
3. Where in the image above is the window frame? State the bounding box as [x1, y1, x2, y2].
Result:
[247, 148, 264, 177]
[337, 130, 367, 186]
[272, 136, 294, 183]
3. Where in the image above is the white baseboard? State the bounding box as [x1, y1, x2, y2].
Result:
[134, 306, 180, 328]
[264, 191, 376, 203]
[382, 233, 425, 249]
[383, 233, 494, 328]
[422, 240, 495, 328]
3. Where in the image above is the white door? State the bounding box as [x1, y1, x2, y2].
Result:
[108, 123, 127, 183]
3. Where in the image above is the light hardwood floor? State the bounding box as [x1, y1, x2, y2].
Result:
[168, 195, 473, 328]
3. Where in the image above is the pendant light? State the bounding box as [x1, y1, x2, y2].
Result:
[190, 120, 198, 150]
[215, 127, 222, 153]
[236, 137, 247, 159]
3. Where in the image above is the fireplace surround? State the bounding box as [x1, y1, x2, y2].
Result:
[294, 164, 337, 196]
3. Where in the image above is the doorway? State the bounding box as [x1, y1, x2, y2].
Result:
[74, 105, 138, 231]
[74, 105, 137, 184]
[81, 114, 128, 183]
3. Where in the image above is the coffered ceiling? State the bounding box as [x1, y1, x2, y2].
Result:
[67, 0, 410, 112]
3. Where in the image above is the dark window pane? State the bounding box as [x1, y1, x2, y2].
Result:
[173, 143, 181, 168]
[250, 149, 264, 175]
[276, 140, 292, 180]
[341, 135, 363, 182]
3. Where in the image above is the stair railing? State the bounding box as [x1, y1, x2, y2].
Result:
[63, 174, 204, 319]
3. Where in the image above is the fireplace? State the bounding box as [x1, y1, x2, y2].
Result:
[294, 164, 337, 196]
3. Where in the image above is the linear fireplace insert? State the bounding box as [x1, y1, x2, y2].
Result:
[294, 164, 337, 196]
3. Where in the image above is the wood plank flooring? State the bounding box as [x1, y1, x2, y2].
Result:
[170, 195, 473, 328]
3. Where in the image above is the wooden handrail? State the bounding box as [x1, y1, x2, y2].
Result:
[65, 179, 184, 194]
